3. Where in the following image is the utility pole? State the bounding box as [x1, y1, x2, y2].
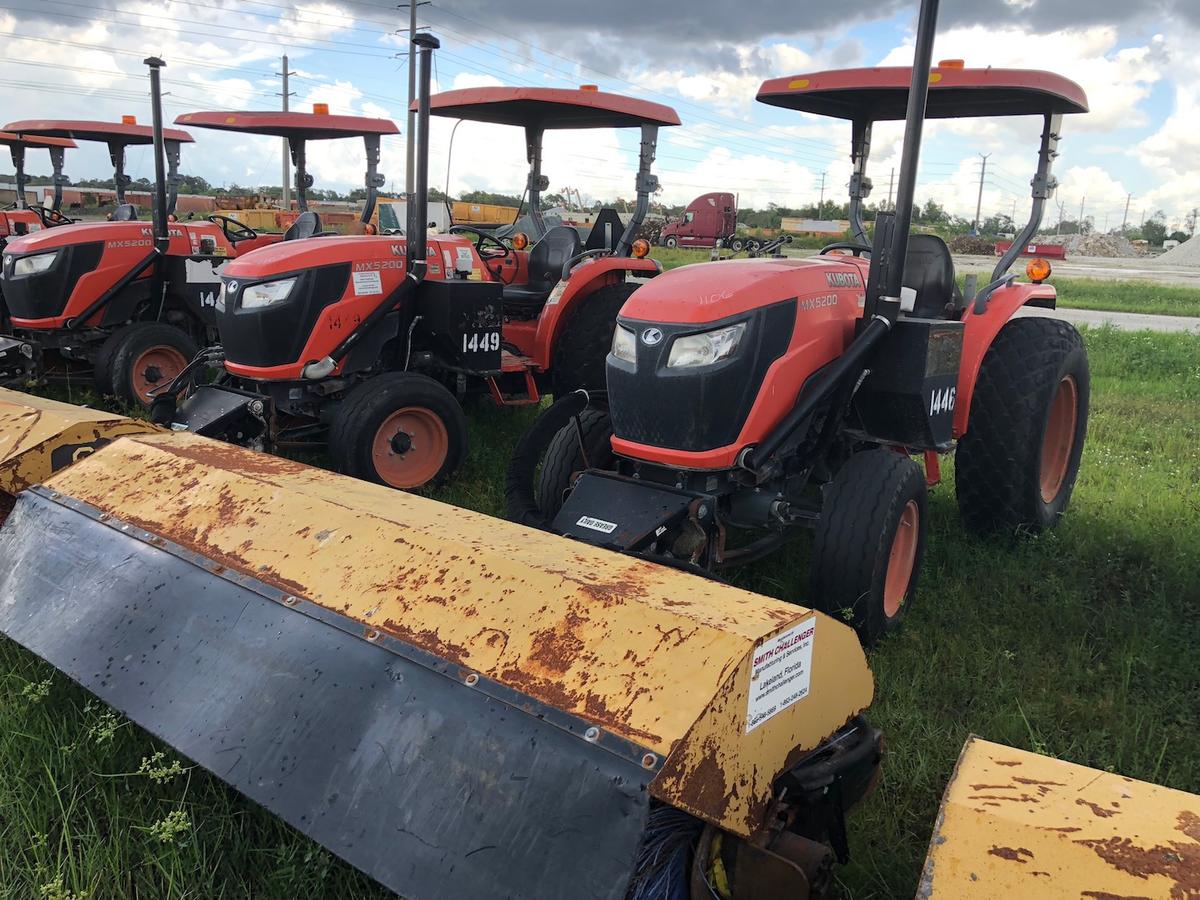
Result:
[887, 168, 895, 210]
[399, 1, 431, 201]
[1121, 193, 1131, 233]
[277, 54, 296, 208]
[972, 152, 990, 234]
[817, 171, 826, 216]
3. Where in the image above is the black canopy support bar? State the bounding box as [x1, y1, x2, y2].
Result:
[615, 124, 660, 258]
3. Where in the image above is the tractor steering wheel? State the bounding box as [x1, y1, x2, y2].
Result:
[820, 241, 871, 257]
[449, 225, 513, 262]
[30, 205, 74, 227]
[207, 214, 259, 243]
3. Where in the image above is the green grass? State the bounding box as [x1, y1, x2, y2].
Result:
[2, 326, 1199, 898]
[651, 248, 1200, 317]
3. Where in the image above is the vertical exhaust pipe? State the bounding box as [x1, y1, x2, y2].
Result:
[305, 33, 438, 377]
[863, 0, 939, 326]
[408, 32, 438, 269]
[744, 0, 940, 472]
[145, 57, 171, 253]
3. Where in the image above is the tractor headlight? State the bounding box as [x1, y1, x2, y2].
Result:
[240, 277, 297, 309]
[667, 322, 745, 368]
[611, 324, 637, 363]
[12, 251, 58, 277]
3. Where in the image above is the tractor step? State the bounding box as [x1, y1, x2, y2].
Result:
[487, 363, 542, 406]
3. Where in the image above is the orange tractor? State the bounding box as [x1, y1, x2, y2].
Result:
[151, 36, 681, 490]
[509, 53, 1090, 646]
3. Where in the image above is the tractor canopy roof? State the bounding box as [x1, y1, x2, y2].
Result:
[423, 86, 681, 129]
[757, 65, 1088, 120]
[175, 110, 399, 140]
[3, 119, 194, 145]
[0, 131, 76, 150]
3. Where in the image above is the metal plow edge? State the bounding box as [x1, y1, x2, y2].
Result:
[0, 429, 878, 900]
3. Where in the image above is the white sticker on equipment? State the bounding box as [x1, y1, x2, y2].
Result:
[576, 515, 618, 534]
[745, 618, 815, 734]
[352, 270, 383, 296]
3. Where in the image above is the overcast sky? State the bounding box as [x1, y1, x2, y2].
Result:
[2, 0, 1197, 230]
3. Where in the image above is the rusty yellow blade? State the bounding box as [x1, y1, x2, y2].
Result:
[0, 386, 154, 496]
[921, 735, 1200, 898]
[0, 429, 877, 899]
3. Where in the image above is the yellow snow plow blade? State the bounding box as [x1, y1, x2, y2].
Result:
[0, 386, 154, 497]
[0, 429, 880, 900]
[921, 735, 1200, 898]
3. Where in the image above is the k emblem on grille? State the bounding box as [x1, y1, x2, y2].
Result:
[641, 327, 664, 346]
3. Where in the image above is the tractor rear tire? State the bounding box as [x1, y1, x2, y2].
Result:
[329, 372, 468, 490]
[955, 317, 1089, 534]
[537, 409, 614, 519]
[808, 448, 927, 646]
[102, 322, 198, 409]
[551, 281, 639, 396]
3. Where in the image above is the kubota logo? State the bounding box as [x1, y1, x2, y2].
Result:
[641, 327, 664, 346]
[825, 272, 862, 288]
[226, 281, 238, 292]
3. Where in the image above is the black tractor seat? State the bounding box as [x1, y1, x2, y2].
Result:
[283, 210, 322, 241]
[502, 225, 582, 314]
[903, 233, 963, 318]
[110, 203, 138, 221]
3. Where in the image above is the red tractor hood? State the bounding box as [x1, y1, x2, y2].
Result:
[221, 234, 480, 279]
[1, 220, 237, 260]
[620, 255, 870, 323]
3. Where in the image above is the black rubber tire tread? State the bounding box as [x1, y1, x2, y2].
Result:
[536, 409, 614, 519]
[955, 316, 1089, 534]
[504, 391, 591, 527]
[551, 281, 639, 395]
[328, 371, 468, 490]
[808, 448, 927, 647]
[105, 322, 198, 408]
[664, 236, 678, 249]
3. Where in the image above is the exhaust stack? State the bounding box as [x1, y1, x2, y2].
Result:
[144, 57, 171, 252]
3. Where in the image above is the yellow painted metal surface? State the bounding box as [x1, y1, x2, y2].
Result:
[921, 736, 1200, 899]
[42, 430, 875, 837]
[0, 387, 154, 495]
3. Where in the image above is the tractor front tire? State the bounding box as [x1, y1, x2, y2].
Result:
[329, 372, 468, 490]
[809, 448, 927, 646]
[537, 409, 614, 520]
[551, 281, 639, 396]
[955, 317, 1089, 534]
[101, 322, 198, 408]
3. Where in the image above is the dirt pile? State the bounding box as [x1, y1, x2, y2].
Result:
[1050, 233, 1140, 258]
[949, 235, 994, 255]
[1151, 238, 1200, 268]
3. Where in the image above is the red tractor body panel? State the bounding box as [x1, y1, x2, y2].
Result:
[4, 222, 278, 329]
[660, 192, 737, 248]
[0, 210, 46, 239]
[610, 255, 1056, 470]
[219, 235, 661, 379]
[612, 255, 870, 470]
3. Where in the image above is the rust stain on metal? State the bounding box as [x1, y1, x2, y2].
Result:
[1080, 892, 1153, 900]
[381, 618, 471, 661]
[988, 846, 1034, 863]
[0, 491, 14, 524]
[527, 609, 588, 676]
[1074, 813, 1200, 899]
[1078, 798, 1120, 818]
[155, 436, 308, 478]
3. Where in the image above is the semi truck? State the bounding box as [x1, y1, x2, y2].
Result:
[658, 190, 739, 249]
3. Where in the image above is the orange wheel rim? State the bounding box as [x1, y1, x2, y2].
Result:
[130, 345, 188, 402]
[883, 500, 919, 618]
[1039, 375, 1079, 503]
[371, 406, 449, 488]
